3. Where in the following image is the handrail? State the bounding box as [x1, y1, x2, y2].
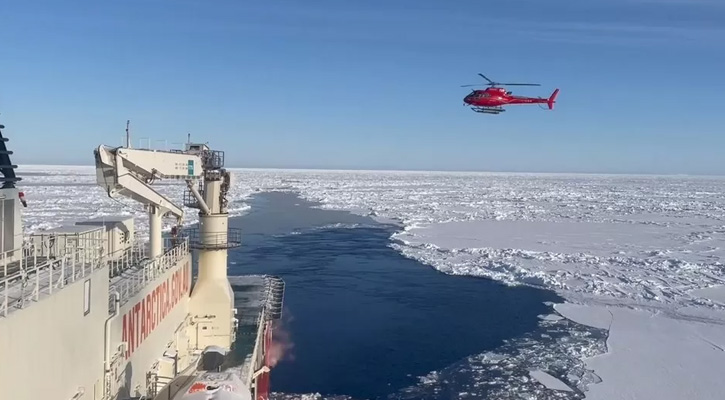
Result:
[246, 308, 267, 387]
[0, 242, 105, 318]
[0, 236, 190, 318]
[244, 275, 284, 387]
[107, 243, 148, 279]
[182, 228, 242, 250]
[109, 238, 189, 309]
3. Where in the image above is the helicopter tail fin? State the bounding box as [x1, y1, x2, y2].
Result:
[547, 89, 560, 110]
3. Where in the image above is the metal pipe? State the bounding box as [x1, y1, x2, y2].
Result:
[149, 205, 162, 259]
[185, 180, 211, 215]
[104, 291, 121, 371]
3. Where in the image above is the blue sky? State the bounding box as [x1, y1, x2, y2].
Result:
[1, 0, 724, 174]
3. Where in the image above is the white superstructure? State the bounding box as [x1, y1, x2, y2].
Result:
[0, 121, 283, 400]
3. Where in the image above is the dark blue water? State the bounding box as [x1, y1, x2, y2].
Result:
[228, 192, 563, 399]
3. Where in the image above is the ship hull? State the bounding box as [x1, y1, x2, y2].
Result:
[0, 226, 281, 400]
[109, 253, 193, 399]
[0, 263, 110, 400]
[256, 321, 274, 400]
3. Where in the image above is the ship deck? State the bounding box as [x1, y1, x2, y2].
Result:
[0, 252, 102, 318]
[226, 275, 284, 383]
[1, 239, 189, 318]
[107, 240, 189, 310]
[157, 274, 285, 399]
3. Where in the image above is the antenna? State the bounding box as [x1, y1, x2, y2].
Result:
[125, 120, 131, 148]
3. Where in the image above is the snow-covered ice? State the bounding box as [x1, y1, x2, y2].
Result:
[529, 370, 574, 393]
[392, 218, 725, 306]
[17, 164, 252, 237]
[16, 166, 725, 399]
[556, 303, 725, 400]
[239, 169, 725, 400]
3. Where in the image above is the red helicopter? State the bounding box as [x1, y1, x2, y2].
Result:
[461, 73, 559, 115]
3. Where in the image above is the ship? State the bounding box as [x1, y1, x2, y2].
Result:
[0, 120, 285, 400]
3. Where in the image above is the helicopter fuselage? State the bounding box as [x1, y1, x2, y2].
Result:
[459, 73, 559, 115]
[464, 87, 551, 107]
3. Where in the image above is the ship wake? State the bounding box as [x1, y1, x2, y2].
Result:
[269, 307, 607, 400]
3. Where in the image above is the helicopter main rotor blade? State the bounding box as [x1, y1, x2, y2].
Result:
[462, 72, 542, 88]
[499, 83, 542, 86]
[478, 73, 494, 84]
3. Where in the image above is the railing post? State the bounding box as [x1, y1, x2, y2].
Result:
[3, 252, 7, 317]
[34, 265, 39, 301]
[61, 257, 66, 288]
[48, 259, 53, 295]
[71, 254, 76, 282]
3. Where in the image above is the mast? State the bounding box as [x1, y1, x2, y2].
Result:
[125, 120, 131, 148]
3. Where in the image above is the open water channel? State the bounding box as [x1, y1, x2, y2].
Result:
[225, 192, 603, 400]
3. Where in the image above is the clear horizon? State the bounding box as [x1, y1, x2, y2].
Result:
[2, 0, 724, 174]
[15, 162, 725, 178]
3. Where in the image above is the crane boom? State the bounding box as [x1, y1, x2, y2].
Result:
[94, 146, 203, 218]
[94, 145, 205, 258]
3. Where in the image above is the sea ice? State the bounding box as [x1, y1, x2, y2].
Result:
[556, 304, 725, 400]
[529, 370, 574, 392]
[16, 166, 725, 399]
[17, 165, 252, 237]
[238, 169, 725, 400]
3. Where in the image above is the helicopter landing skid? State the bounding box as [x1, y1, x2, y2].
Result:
[471, 106, 505, 115]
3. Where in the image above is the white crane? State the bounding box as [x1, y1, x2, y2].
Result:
[94, 145, 206, 258]
[94, 140, 240, 351]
